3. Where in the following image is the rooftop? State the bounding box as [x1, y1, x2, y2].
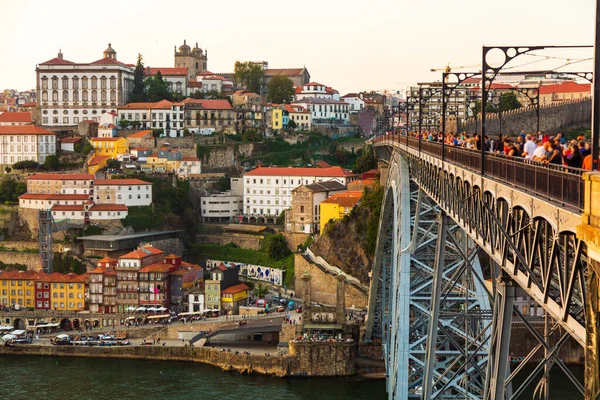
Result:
[127, 130, 153, 139]
[301, 181, 347, 192]
[0, 125, 55, 135]
[244, 166, 357, 178]
[222, 283, 250, 294]
[0, 112, 32, 123]
[222, 224, 267, 234]
[94, 179, 152, 186]
[27, 173, 93, 181]
[321, 191, 363, 207]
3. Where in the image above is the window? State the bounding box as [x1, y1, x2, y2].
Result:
[52, 90, 58, 101]
[72, 76, 79, 89]
[41, 76, 48, 89]
[101, 90, 106, 102]
[110, 76, 116, 89]
[82, 76, 88, 89]
[72, 90, 78, 101]
[82, 90, 88, 102]
[52, 76, 58, 89]
[110, 90, 116, 102]
[42, 90, 48, 102]
[91, 76, 97, 89]
[62, 90, 68, 101]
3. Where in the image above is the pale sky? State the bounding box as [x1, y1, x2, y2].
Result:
[1, 0, 595, 95]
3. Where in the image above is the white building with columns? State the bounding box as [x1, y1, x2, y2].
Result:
[36, 44, 134, 128]
[243, 166, 358, 217]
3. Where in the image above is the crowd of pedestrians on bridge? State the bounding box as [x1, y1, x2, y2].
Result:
[397, 130, 595, 170]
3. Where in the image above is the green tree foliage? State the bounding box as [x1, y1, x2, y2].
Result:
[233, 61, 264, 94]
[262, 234, 291, 261]
[74, 138, 91, 155]
[361, 184, 384, 255]
[217, 177, 230, 192]
[145, 71, 172, 102]
[0, 179, 26, 203]
[287, 119, 297, 130]
[190, 90, 232, 103]
[267, 76, 295, 104]
[44, 155, 59, 171]
[83, 225, 103, 236]
[152, 128, 164, 138]
[131, 53, 147, 102]
[499, 91, 522, 111]
[0, 261, 27, 271]
[241, 129, 263, 142]
[106, 159, 121, 170]
[12, 160, 39, 171]
[52, 253, 87, 275]
[4, 167, 10, 174]
[253, 283, 269, 299]
[118, 119, 130, 129]
[354, 145, 377, 173]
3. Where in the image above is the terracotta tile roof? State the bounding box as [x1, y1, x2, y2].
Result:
[181, 98, 233, 110]
[143, 246, 164, 255]
[60, 137, 82, 144]
[21, 101, 37, 107]
[40, 57, 75, 65]
[133, 147, 149, 151]
[341, 93, 361, 98]
[303, 82, 324, 87]
[120, 249, 152, 260]
[127, 130, 153, 139]
[538, 81, 591, 94]
[315, 161, 332, 168]
[98, 256, 118, 264]
[244, 166, 357, 178]
[99, 123, 117, 129]
[119, 99, 182, 110]
[90, 137, 125, 142]
[139, 262, 172, 273]
[89, 204, 128, 212]
[0, 112, 32, 123]
[147, 67, 188, 76]
[181, 156, 200, 162]
[88, 155, 110, 166]
[293, 98, 347, 105]
[202, 75, 228, 81]
[27, 173, 93, 181]
[89, 57, 134, 68]
[222, 283, 250, 294]
[216, 263, 227, 271]
[0, 125, 55, 135]
[19, 193, 90, 201]
[94, 179, 152, 186]
[90, 265, 116, 274]
[283, 104, 309, 114]
[321, 191, 363, 207]
[264, 68, 305, 77]
[168, 269, 187, 276]
[51, 204, 85, 211]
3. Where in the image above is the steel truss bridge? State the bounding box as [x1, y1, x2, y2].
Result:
[365, 135, 600, 399]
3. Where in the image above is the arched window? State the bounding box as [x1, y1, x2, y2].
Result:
[52, 90, 58, 101]
[100, 76, 107, 89]
[82, 76, 88, 89]
[62, 90, 68, 102]
[41, 76, 48, 89]
[72, 90, 78, 102]
[101, 90, 106, 102]
[110, 76, 116, 89]
[51, 76, 58, 89]
[42, 90, 48, 101]
[91, 76, 97, 89]
[72, 76, 79, 89]
[91, 91, 97, 101]
[110, 90, 116, 102]
[62, 76, 69, 89]
[82, 90, 88, 102]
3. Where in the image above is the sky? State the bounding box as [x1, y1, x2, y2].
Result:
[0, 0, 595, 95]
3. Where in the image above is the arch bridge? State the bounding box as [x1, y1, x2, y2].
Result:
[365, 135, 600, 399]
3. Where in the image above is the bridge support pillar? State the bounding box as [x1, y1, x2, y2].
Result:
[422, 213, 447, 400]
[485, 274, 514, 400]
[577, 172, 600, 399]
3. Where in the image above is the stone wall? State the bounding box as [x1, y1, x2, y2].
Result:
[460, 98, 591, 136]
[282, 232, 310, 252]
[203, 146, 235, 168]
[145, 238, 183, 257]
[288, 341, 356, 376]
[294, 254, 368, 309]
[0, 252, 40, 270]
[197, 233, 262, 250]
[280, 323, 301, 343]
[236, 143, 254, 157]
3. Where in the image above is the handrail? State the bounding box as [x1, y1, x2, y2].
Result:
[375, 135, 584, 212]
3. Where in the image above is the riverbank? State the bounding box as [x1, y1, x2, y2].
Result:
[0, 340, 362, 378]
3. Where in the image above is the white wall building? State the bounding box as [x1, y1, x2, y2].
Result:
[0, 125, 56, 165]
[188, 291, 205, 313]
[291, 98, 350, 124]
[118, 99, 185, 137]
[0, 112, 32, 126]
[176, 157, 202, 179]
[19, 193, 90, 210]
[200, 191, 243, 222]
[146, 67, 188, 96]
[93, 179, 153, 207]
[243, 166, 358, 217]
[36, 45, 134, 127]
[340, 93, 365, 113]
[26, 173, 94, 195]
[294, 82, 339, 101]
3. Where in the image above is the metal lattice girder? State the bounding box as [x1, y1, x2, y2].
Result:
[38, 210, 53, 274]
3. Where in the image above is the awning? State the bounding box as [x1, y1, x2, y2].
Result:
[0, 326, 13, 330]
[125, 317, 135, 320]
[147, 314, 170, 320]
[177, 312, 192, 316]
[202, 309, 218, 313]
[55, 334, 70, 339]
[125, 307, 137, 311]
[146, 307, 158, 312]
[135, 307, 147, 312]
[157, 307, 167, 311]
[11, 330, 26, 336]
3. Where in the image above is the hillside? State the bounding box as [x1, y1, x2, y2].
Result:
[311, 184, 383, 283]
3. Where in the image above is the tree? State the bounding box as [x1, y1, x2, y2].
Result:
[287, 119, 297, 130]
[500, 91, 522, 112]
[44, 155, 59, 171]
[241, 129, 262, 142]
[12, 160, 39, 171]
[264, 234, 291, 261]
[253, 283, 268, 299]
[106, 159, 121, 170]
[354, 145, 377, 173]
[131, 53, 147, 102]
[145, 71, 172, 102]
[0, 179, 26, 203]
[118, 119, 130, 129]
[233, 61, 264, 94]
[267, 76, 295, 104]
[4, 167, 10, 174]
[217, 176, 230, 192]
[152, 128, 164, 138]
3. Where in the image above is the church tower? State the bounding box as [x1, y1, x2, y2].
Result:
[174, 40, 208, 80]
[103, 43, 117, 60]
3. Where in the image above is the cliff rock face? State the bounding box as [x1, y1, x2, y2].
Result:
[311, 207, 374, 284]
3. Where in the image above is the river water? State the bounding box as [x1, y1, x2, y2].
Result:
[0, 355, 584, 399]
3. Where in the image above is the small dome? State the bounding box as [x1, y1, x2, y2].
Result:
[104, 43, 116, 54]
[179, 40, 190, 52]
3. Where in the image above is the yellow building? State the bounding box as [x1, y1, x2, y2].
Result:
[319, 191, 363, 233]
[270, 105, 283, 131]
[221, 283, 250, 314]
[87, 155, 110, 174]
[90, 137, 129, 159]
[48, 273, 86, 311]
[0, 270, 38, 309]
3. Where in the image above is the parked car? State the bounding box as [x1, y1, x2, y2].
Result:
[296, 306, 303, 313]
[53, 339, 72, 346]
[276, 306, 285, 313]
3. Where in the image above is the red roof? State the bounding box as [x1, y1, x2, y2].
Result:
[216, 263, 228, 271]
[539, 81, 591, 94]
[39, 57, 75, 65]
[21, 101, 37, 107]
[315, 161, 332, 168]
[89, 57, 134, 68]
[181, 98, 233, 110]
[147, 67, 188, 76]
[89, 204, 128, 211]
[51, 204, 85, 211]
[321, 191, 363, 207]
[202, 75, 228, 81]
[88, 155, 109, 166]
[139, 262, 172, 273]
[119, 99, 182, 110]
[90, 137, 125, 142]
[0, 112, 32, 123]
[99, 123, 117, 129]
[127, 130, 153, 139]
[120, 249, 157, 260]
[244, 166, 357, 178]
[60, 137, 82, 144]
[0, 125, 55, 135]
[222, 283, 250, 294]
[181, 156, 200, 162]
[303, 81, 324, 87]
[94, 179, 152, 186]
[19, 193, 90, 201]
[283, 104, 309, 114]
[28, 173, 93, 181]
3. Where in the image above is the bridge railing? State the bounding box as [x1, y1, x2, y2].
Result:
[379, 135, 585, 212]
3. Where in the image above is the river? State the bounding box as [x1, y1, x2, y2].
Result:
[0, 356, 583, 399]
